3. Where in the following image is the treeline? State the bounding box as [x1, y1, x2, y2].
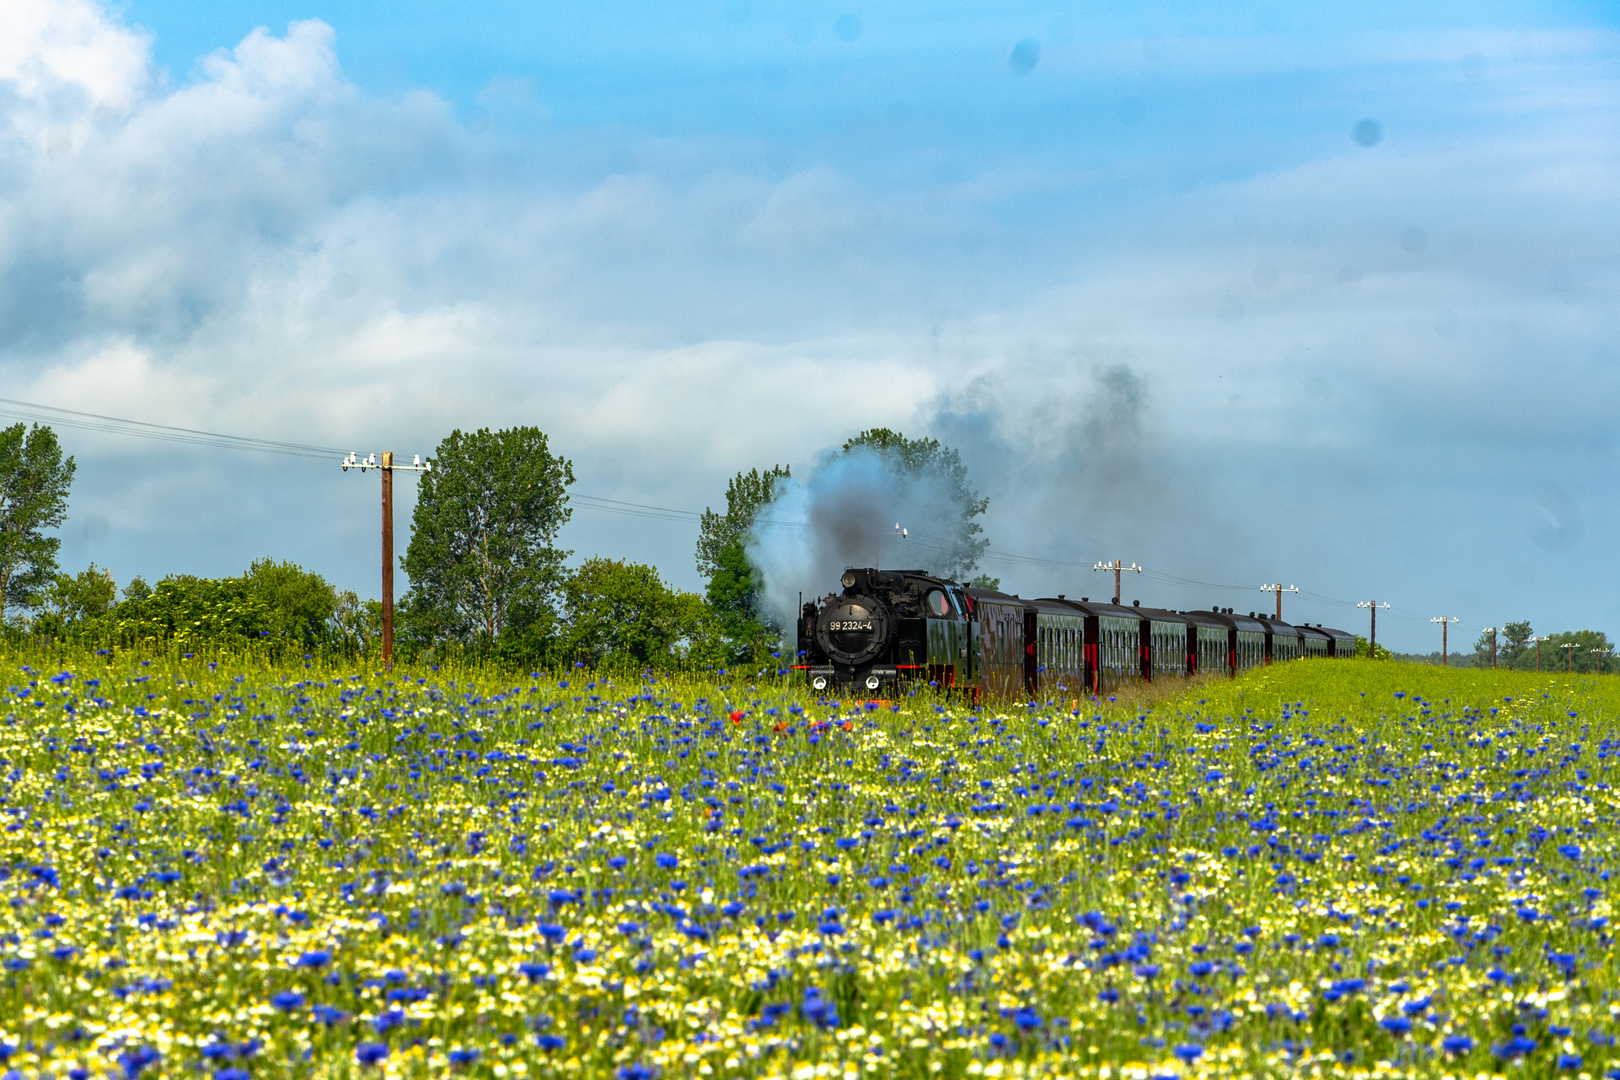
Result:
[0, 423, 743, 668]
[16, 555, 732, 670]
[1470, 622, 1612, 674]
[25, 559, 376, 656]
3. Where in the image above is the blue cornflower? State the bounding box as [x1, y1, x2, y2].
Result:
[1496, 1036, 1536, 1058]
[354, 1043, 389, 1066]
[270, 991, 305, 1011]
[312, 1005, 348, 1025]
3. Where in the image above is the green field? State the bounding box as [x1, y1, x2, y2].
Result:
[1, 652, 1615, 1079]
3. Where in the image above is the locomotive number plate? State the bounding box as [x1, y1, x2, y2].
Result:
[829, 620, 874, 631]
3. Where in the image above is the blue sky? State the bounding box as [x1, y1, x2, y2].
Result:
[2, 0, 1617, 651]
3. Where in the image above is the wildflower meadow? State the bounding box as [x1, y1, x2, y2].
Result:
[1, 651, 1615, 1080]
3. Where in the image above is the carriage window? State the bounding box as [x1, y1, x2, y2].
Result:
[925, 589, 952, 617]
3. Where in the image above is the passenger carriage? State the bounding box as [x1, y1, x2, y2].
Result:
[1259, 615, 1303, 664]
[797, 568, 1354, 700]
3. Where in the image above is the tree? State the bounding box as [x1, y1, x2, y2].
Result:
[402, 427, 574, 648]
[33, 563, 117, 637]
[560, 557, 723, 669]
[1499, 620, 1534, 669]
[696, 465, 790, 661]
[329, 591, 383, 656]
[0, 423, 75, 623]
[113, 574, 273, 649]
[1532, 628, 1610, 673]
[841, 428, 989, 581]
[1354, 635, 1391, 659]
[243, 558, 339, 649]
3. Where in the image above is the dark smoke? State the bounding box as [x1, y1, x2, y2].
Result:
[745, 446, 981, 624]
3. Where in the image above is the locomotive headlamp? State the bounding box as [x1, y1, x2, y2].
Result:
[811, 675, 828, 691]
[841, 571, 857, 589]
[865, 675, 882, 691]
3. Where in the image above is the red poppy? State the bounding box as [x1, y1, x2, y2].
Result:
[729, 710, 744, 724]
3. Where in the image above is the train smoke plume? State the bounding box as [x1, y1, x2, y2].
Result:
[745, 446, 980, 625]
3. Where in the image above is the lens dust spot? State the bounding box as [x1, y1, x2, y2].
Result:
[787, 17, 813, 44]
[723, 0, 751, 23]
[1217, 294, 1245, 322]
[1400, 226, 1428, 254]
[1008, 39, 1040, 75]
[1461, 54, 1487, 78]
[1352, 118, 1382, 147]
[1118, 97, 1145, 125]
[1252, 263, 1279, 291]
[331, 273, 359, 300]
[1433, 311, 1459, 336]
[834, 14, 862, 42]
[1335, 267, 1362, 289]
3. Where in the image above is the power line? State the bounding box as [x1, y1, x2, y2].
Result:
[0, 396, 345, 460]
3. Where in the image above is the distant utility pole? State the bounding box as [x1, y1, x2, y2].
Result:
[1562, 641, 1577, 673]
[1431, 616, 1459, 666]
[1260, 583, 1299, 620]
[1591, 644, 1612, 675]
[1483, 627, 1498, 669]
[1093, 560, 1142, 604]
[1533, 635, 1546, 673]
[342, 451, 431, 668]
[1357, 600, 1390, 656]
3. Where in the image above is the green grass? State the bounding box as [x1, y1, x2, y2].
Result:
[0, 651, 1615, 1079]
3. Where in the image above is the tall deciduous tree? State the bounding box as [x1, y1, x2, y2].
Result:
[0, 423, 75, 623]
[402, 427, 574, 647]
[841, 428, 990, 582]
[696, 465, 789, 660]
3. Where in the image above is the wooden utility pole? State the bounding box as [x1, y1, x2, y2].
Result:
[1358, 600, 1389, 656]
[1092, 559, 1141, 604]
[1534, 635, 1545, 672]
[343, 451, 430, 667]
[1431, 616, 1459, 666]
[1261, 583, 1299, 620]
[1562, 642, 1577, 673]
[381, 452, 394, 664]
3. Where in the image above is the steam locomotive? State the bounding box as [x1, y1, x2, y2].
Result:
[795, 567, 1357, 698]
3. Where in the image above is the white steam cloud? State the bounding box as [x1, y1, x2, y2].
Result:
[746, 446, 980, 624]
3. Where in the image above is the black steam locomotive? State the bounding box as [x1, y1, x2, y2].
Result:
[795, 567, 1356, 698]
